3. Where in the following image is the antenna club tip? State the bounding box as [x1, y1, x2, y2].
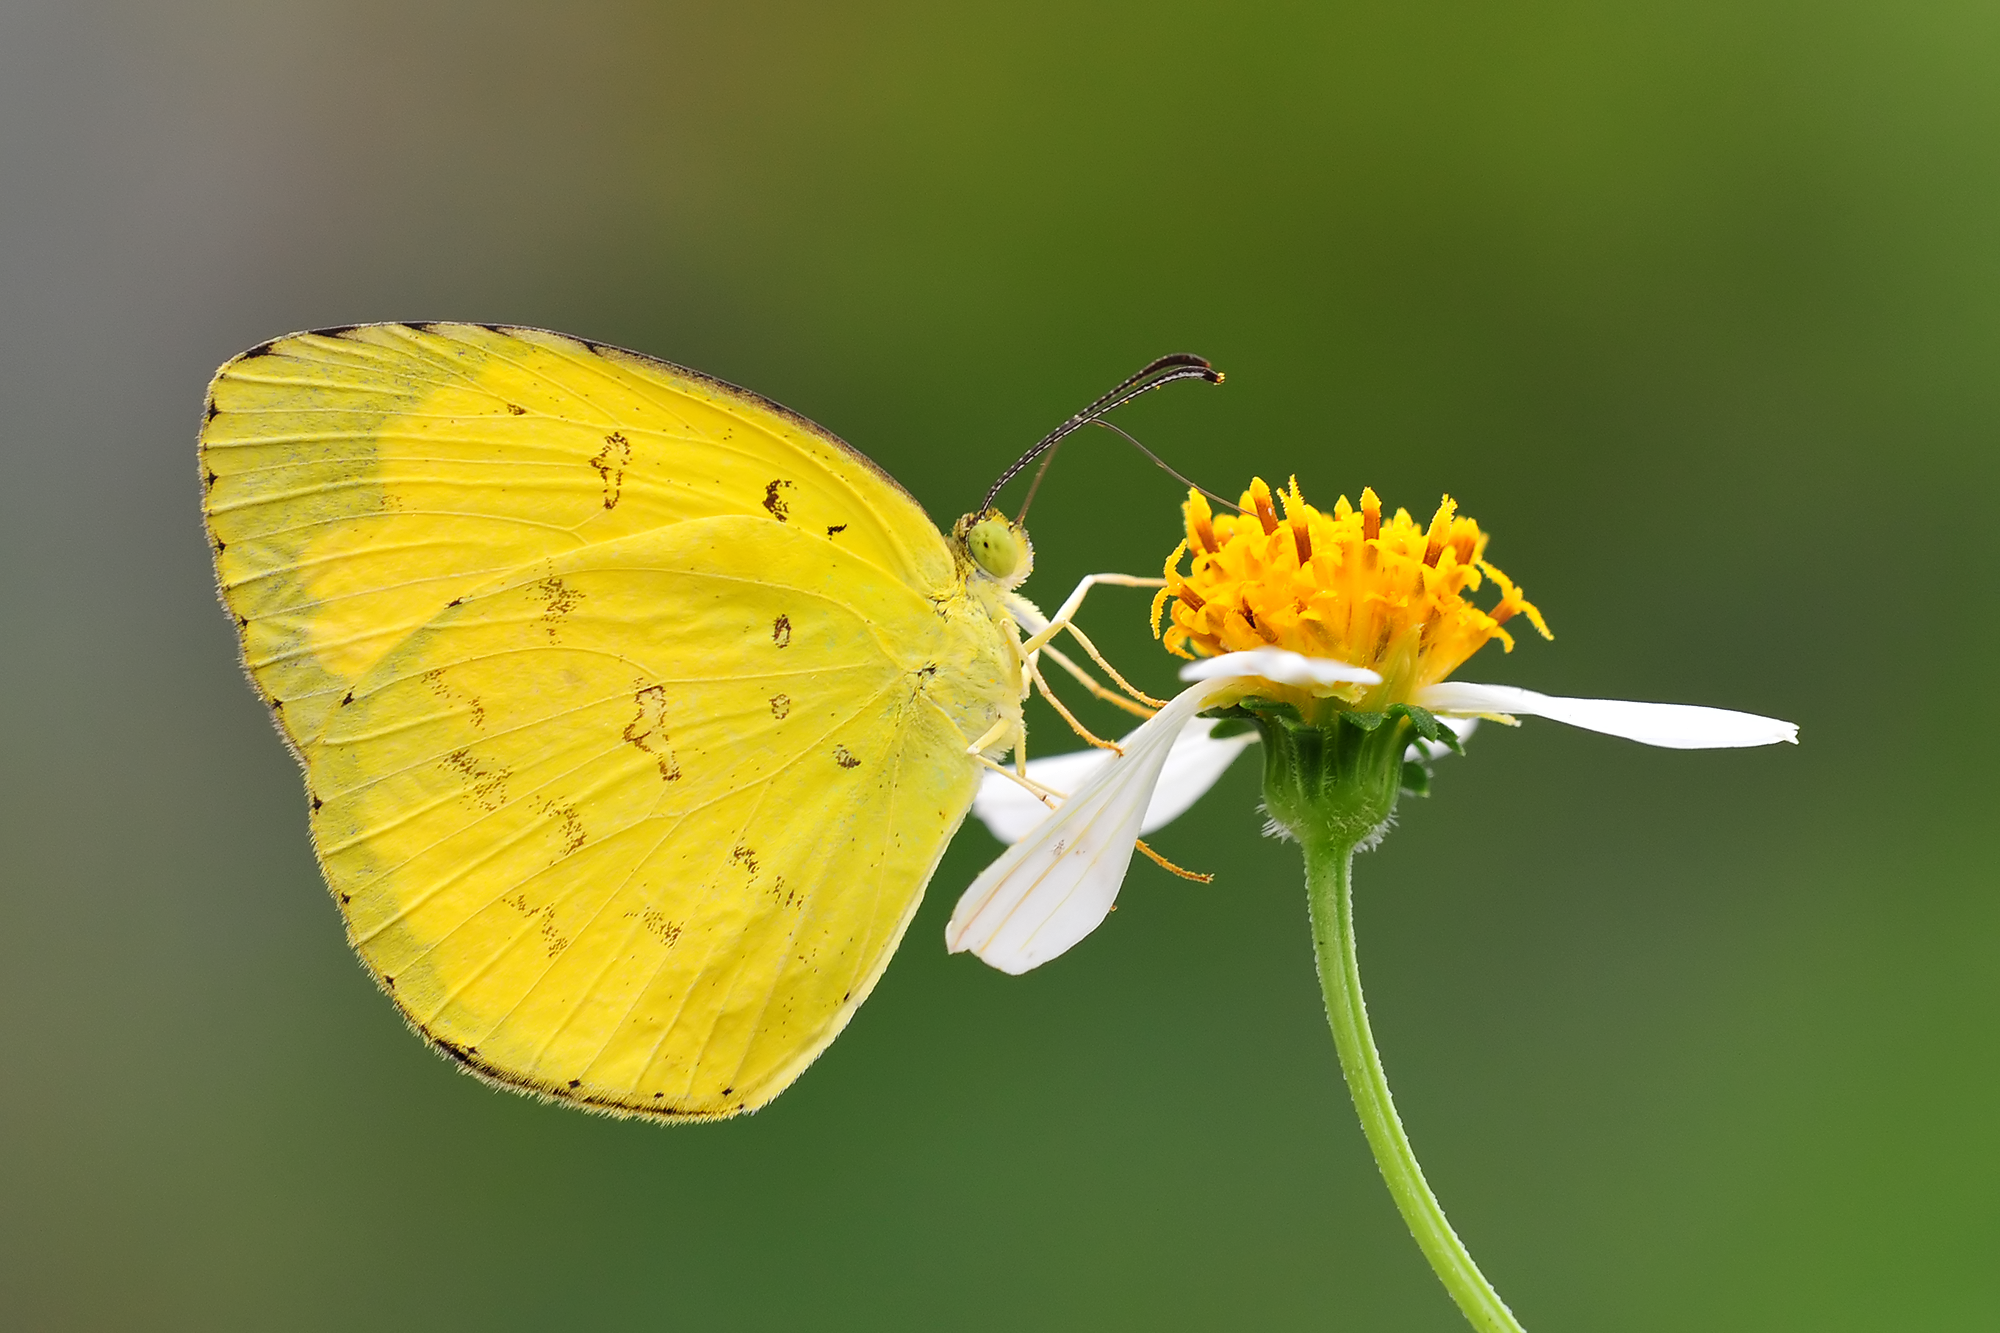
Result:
[1212, 371, 1226, 384]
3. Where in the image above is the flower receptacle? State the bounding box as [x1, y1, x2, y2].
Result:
[1224, 702, 1455, 852]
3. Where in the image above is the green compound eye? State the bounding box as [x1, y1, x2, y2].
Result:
[966, 515, 1025, 580]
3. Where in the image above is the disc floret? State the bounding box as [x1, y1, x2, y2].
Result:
[1151, 478, 1549, 712]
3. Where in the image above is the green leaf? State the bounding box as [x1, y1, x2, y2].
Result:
[1343, 710, 1388, 732]
[1400, 760, 1432, 796]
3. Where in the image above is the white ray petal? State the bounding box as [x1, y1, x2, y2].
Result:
[1417, 682, 1798, 749]
[1145, 719, 1259, 832]
[972, 718, 1258, 845]
[948, 684, 1224, 975]
[971, 751, 1104, 846]
[1179, 647, 1382, 688]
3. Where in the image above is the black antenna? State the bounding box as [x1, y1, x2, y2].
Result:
[979, 354, 1223, 516]
[1013, 440, 1063, 525]
[1087, 419, 1245, 516]
[1015, 420, 1244, 526]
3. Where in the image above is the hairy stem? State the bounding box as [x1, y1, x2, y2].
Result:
[1303, 837, 1526, 1333]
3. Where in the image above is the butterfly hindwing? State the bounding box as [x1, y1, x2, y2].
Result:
[201, 322, 951, 751]
[310, 517, 1003, 1117]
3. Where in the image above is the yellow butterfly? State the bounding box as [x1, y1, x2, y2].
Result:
[200, 323, 1214, 1119]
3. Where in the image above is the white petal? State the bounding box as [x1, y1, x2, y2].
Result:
[970, 717, 1257, 844]
[948, 684, 1223, 975]
[1144, 719, 1258, 832]
[1406, 715, 1478, 762]
[1179, 647, 1381, 688]
[971, 750, 1108, 845]
[1417, 682, 1798, 749]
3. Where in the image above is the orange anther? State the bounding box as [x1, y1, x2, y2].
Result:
[1185, 489, 1220, 554]
[1422, 495, 1457, 566]
[1250, 478, 1280, 535]
[1284, 476, 1313, 564]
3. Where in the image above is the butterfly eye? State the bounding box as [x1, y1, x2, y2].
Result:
[966, 515, 1027, 581]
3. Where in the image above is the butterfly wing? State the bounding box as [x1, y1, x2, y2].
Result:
[201, 324, 1025, 1116]
[200, 322, 951, 751]
[311, 516, 1015, 1118]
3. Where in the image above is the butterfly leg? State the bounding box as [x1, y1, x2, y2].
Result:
[1024, 655, 1122, 753]
[1016, 573, 1164, 654]
[970, 752, 1067, 806]
[965, 716, 1014, 757]
[1051, 621, 1165, 709]
[967, 758, 1197, 874]
[1014, 573, 1169, 708]
[1134, 840, 1214, 882]
[1039, 642, 1156, 719]
[965, 713, 1038, 781]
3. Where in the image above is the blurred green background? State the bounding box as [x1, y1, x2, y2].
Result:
[3, 2, 1995, 1328]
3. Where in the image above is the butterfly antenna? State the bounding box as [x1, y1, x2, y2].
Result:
[1013, 441, 1062, 525]
[1088, 418, 1245, 515]
[981, 354, 1223, 516]
[1071, 353, 1216, 422]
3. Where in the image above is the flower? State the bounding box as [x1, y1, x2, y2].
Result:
[947, 478, 1796, 975]
[1155, 477, 1549, 708]
[953, 475, 1800, 1333]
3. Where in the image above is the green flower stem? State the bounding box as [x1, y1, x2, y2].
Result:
[1303, 835, 1525, 1333]
[1240, 704, 1524, 1328]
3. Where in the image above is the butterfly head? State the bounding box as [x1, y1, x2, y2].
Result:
[956, 510, 1035, 589]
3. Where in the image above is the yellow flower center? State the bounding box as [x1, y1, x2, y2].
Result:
[1151, 477, 1552, 704]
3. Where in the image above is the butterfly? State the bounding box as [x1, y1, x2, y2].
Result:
[200, 323, 1214, 1119]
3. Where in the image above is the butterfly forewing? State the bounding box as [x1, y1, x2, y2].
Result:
[201, 323, 951, 750]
